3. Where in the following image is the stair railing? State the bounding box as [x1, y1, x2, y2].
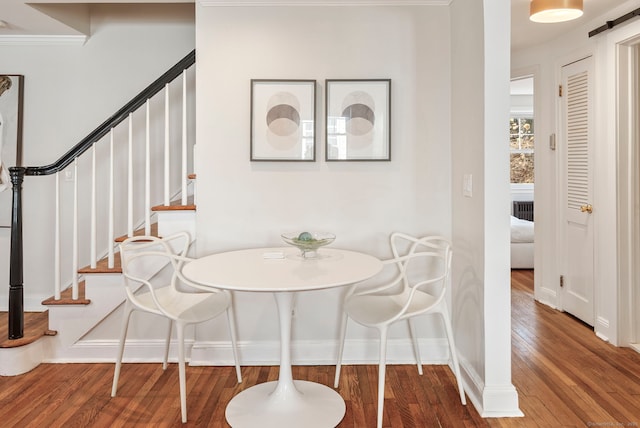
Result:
[8, 49, 196, 340]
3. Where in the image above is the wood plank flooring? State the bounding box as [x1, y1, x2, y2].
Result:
[1, 270, 639, 427]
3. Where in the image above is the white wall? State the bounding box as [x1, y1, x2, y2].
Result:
[194, 4, 454, 352]
[195, 0, 519, 416]
[511, 0, 640, 345]
[0, 4, 195, 310]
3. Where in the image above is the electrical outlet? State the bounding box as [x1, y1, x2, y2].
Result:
[64, 170, 74, 182]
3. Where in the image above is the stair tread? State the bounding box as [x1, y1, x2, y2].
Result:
[0, 311, 57, 348]
[114, 222, 159, 243]
[78, 254, 122, 274]
[152, 195, 195, 211]
[79, 222, 160, 274]
[42, 281, 91, 306]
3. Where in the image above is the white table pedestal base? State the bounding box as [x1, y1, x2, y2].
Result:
[225, 380, 346, 428]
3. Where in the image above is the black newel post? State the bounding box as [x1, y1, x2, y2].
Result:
[8, 166, 25, 340]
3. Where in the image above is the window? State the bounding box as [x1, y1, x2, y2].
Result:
[509, 117, 534, 184]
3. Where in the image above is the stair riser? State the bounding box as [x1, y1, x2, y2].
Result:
[156, 211, 196, 240]
[48, 278, 127, 348]
[46, 262, 167, 357]
[0, 339, 47, 376]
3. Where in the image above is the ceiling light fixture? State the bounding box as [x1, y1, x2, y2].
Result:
[530, 0, 584, 23]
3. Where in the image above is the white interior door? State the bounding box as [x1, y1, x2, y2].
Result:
[560, 56, 595, 326]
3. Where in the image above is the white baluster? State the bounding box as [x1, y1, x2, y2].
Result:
[165, 82, 170, 206]
[145, 99, 151, 236]
[54, 172, 61, 300]
[108, 129, 115, 269]
[128, 112, 133, 237]
[90, 144, 97, 269]
[182, 70, 188, 205]
[192, 144, 197, 206]
[72, 158, 79, 300]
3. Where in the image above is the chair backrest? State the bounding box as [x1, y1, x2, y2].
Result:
[119, 232, 192, 316]
[388, 232, 452, 318]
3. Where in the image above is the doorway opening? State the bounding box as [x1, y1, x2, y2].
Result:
[509, 76, 535, 271]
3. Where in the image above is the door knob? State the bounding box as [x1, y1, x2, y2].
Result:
[580, 204, 593, 213]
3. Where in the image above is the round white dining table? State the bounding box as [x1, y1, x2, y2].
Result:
[182, 246, 382, 428]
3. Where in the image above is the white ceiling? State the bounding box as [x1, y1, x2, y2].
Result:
[0, 0, 192, 37]
[0, 0, 635, 51]
[511, 0, 636, 52]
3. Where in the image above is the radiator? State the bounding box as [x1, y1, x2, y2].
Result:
[513, 201, 534, 222]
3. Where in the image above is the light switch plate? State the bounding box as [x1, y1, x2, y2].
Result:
[463, 174, 472, 197]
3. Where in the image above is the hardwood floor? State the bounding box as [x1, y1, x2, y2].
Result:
[1, 270, 639, 427]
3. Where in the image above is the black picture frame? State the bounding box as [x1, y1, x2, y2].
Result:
[250, 79, 316, 161]
[325, 79, 391, 161]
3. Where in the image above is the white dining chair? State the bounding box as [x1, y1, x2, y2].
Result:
[334, 232, 466, 428]
[110, 231, 242, 423]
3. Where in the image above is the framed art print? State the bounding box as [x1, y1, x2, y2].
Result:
[250, 79, 316, 161]
[325, 79, 390, 161]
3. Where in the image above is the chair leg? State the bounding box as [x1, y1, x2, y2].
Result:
[376, 327, 389, 428]
[226, 305, 242, 383]
[177, 323, 188, 423]
[334, 311, 349, 388]
[408, 318, 423, 375]
[163, 319, 173, 370]
[441, 312, 466, 405]
[111, 303, 134, 397]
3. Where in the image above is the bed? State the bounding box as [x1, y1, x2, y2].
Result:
[510, 215, 534, 269]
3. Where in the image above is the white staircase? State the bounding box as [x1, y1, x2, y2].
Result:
[1, 206, 196, 375]
[2, 51, 199, 375]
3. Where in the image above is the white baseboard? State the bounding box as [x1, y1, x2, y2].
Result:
[595, 317, 612, 344]
[44, 337, 453, 366]
[457, 353, 523, 418]
[479, 385, 524, 417]
[192, 337, 452, 366]
[534, 286, 558, 310]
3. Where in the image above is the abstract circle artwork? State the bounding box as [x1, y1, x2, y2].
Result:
[325, 79, 390, 161]
[341, 90, 375, 137]
[251, 80, 316, 161]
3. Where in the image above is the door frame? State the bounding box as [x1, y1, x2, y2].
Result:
[612, 29, 640, 348]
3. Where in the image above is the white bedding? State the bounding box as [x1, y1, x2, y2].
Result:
[510, 215, 534, 243]
[511, 216, 534, 269]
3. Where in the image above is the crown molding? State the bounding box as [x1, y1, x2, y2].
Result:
[0, 35, 87, 46]
[199, 0, 450, 6]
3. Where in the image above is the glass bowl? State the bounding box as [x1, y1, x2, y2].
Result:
[281, 231, 336, 259]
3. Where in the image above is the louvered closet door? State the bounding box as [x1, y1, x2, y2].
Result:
[560, 56, 595, 326]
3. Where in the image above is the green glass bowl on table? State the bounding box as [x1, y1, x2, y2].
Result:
[281, 231, 336, 259]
